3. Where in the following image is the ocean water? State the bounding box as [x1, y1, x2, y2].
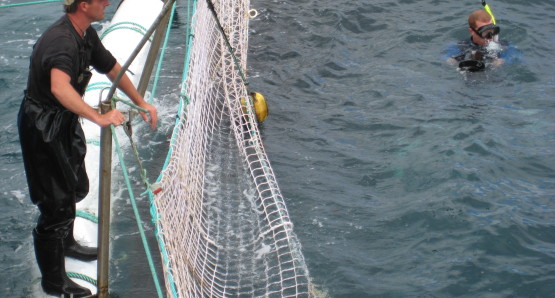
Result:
[2, 0, 555, 297]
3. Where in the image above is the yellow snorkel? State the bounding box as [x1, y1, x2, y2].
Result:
[481, 0, 497, 25]
[481, 0, 499, 42]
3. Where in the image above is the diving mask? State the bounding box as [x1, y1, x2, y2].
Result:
[471, 24, 500, 40]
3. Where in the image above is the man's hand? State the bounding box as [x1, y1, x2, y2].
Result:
[51, 68, 127, 128]
[107, 63, 158, 130]
[97, 109, 126, 128]
[137, 102, 158, 130]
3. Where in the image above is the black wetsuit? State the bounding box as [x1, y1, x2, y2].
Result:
[17, 15, 116, 239]
[450, 37, 508, 71]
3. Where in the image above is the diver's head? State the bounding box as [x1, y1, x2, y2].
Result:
[468, 9, 500, 46]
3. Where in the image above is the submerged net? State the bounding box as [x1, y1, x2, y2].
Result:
[151, 0, 311, 296]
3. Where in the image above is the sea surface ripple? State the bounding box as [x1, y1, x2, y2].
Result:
[1, 0, 555, 297]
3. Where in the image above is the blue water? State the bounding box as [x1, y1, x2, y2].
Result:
[2, 0, 555, 297]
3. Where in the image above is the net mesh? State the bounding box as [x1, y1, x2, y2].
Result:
[151, 0, 311, 296]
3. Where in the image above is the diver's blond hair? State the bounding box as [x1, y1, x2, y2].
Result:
[468, 10, 492, 28]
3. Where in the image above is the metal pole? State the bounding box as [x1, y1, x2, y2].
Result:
[105, 0, 177, 102]
[137, 1, 172, 97]
[130, 0, 173, 125]
[94, 2, 175, 296]
[97, 100, 113, 297]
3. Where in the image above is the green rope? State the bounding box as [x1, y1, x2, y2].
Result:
[67, 272, 97, 287]
[110, 122, 163, 298]
[86, 139, 100, 146]
[146, 5, 180, 296]
[149, 2, 177, 103]
[86, 81, 112, 92]
[122, 122, 151, 195]
[72, 210, 98, 290]
[106, 21, 148, 33]
[100, 23, 152, 42]
[0, 0, 58, 8]
[113, 96, 148, 113]
[76, 209, 99, 224]
[147, 3, 196, 296]
[98, 1, 179, 293]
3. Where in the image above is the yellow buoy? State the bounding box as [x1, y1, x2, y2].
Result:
[251, 92, 268, 123]
[240, 92, 268, 123]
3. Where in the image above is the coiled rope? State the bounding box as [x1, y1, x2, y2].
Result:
[67, 272, 98, 287]
[100, 21, 153, 42]
[76, 209, 98, 224]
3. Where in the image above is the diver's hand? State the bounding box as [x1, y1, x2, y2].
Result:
[491, 58, 505, 68]
[447, 57, 458, 65]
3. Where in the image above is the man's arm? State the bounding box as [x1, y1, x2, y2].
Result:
[51, 68, 125, 127]
[107, 62, 158, 130]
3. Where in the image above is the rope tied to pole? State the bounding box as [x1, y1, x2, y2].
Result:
[109, 119, 162, 297]
[96, 1, 178, 296]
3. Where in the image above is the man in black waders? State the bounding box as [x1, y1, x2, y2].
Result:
[17, 0, 158, 296]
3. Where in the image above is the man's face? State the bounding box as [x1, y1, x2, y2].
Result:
[470, 19, 495, 46]
[85, 0, 110, 22]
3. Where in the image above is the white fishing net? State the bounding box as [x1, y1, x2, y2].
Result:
[151, 0, 311, 296]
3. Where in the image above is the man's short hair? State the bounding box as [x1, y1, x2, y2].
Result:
[468, 9, 492, 29]
[63, 0, 92, 13]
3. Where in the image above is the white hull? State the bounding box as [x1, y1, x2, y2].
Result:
[65, 0, 163, 295]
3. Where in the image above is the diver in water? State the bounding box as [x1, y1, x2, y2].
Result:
[447, 9, 505, 72]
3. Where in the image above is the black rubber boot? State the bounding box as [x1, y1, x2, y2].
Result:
[64, 222, 98, 261]
[33, 229, 92, 297]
